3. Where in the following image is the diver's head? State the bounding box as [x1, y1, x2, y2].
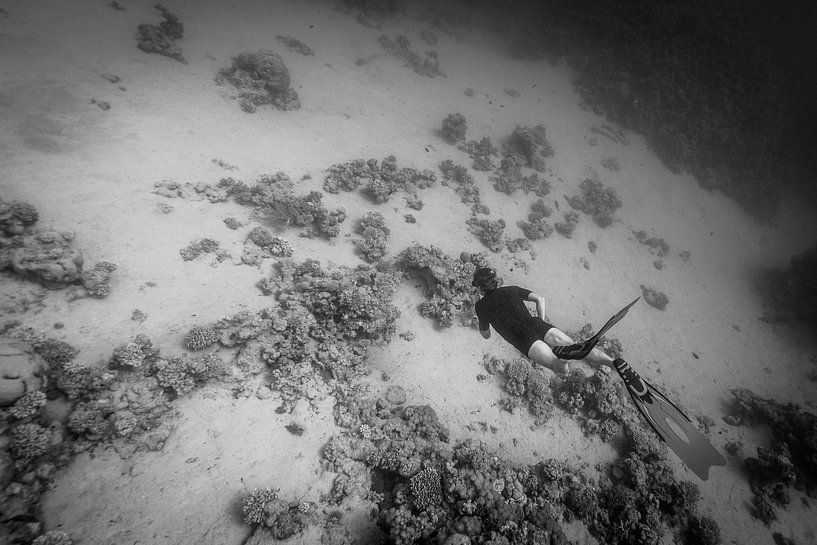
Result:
[472, 267, 500, 293]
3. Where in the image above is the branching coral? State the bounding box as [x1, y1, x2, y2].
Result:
[356, 211, 390, 262]
[10, 422, 51, 462]
[489, 156, 525, 195]
[9, 391, 47, 419]
[56, 362, 115, 400]
[441, 113, 467, 144]
[67, 400, 115, 439]
[222, 173, 346, 238]
[246, 226, 293, 258]
[458, 137, 497, 171]
[153, 353, 223, 396]
[566, 176, 622, 227]
[243, 487, 278, 525]
[497, 358, 554, 423]
[466, 217, 506, 253]
[179, 238, 220, 261]
[81, 261, 117, 297]
[564, 484, 599, 519]
[521, 172, 552, 197]
[112, 342, 147, 369]
[554, 211, 579, 238]
[438, 160, 482, 206]
[323, 158, 373, 193]
[341, 156, 436, 204]
[518, 199, 554, 240]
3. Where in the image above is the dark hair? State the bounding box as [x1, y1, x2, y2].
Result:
[472, 267, 499, 292]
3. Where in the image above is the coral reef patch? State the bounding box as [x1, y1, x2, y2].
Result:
[221, 173, 346, 239]
[397, 245, 486, 328]
[441, 113, 467, 144]
[356, 212, 390, 262]
[1, 199, 115, 297]
[506, 125, 555, 172]
[324, 155, 436, 204]
[640, 285, 669, 310]
[458, 136, 498, 171]
[724, 388, 817, 524]
[216, 50, 301, 112]
[136, 4, 186, 63]
[377, 34, 442, 77]
[518, 199, 554, 241]
[565, 173, 622, 228]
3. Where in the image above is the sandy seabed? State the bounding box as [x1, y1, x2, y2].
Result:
[1, 1, 817, 544]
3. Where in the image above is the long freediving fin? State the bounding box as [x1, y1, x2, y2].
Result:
[614, 358, 726, 481]
[552, 297, 641, 360]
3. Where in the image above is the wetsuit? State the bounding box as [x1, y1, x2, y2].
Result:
[475, 286, 554, 356]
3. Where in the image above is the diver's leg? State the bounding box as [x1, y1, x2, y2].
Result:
[544, 328, 614, 369]
[528, 340, 569, 374]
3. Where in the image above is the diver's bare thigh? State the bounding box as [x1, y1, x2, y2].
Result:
[528, 340, 569, 373]
[528, 340, 557, 364]
[543, 328, 574, 347]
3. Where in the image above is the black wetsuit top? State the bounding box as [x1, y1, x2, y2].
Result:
[475, 286, 554, 356]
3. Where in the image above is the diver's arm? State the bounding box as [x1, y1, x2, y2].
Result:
[528, 292, 546, 320]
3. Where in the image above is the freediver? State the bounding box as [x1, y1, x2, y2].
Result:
[471, 266, 726, 480]
[471, 266, 621, 375]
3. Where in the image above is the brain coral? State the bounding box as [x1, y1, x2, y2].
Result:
[410, 467, 443, 511]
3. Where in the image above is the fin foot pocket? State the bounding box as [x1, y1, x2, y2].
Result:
[614, 358, 649, 398]
[552, 341, 594, 360]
